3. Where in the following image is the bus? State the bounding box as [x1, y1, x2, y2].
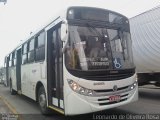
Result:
[5, 6, 138, 115]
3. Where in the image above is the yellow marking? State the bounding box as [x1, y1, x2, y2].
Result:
[48, 106, 64, 115]
[1, 96, 23, 120]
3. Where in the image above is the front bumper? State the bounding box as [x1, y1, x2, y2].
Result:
[65, 85, 138, 115]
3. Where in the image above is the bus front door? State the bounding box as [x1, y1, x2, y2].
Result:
[47, 24, 64, 113]
[16, 48, 22, 93]
[6, 56, 9, 87]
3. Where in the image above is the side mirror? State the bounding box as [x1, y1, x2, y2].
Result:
[61, 20, 68, 42]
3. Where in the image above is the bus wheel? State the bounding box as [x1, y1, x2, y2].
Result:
[10, 80, 17, 95]
[38, 86, 50, 115]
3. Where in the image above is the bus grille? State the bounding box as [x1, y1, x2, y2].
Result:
[87, 84, 136, 107]
[94, 86, 129, 93]
[98, 94, 128, 106]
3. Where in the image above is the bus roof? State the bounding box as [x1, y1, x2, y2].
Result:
[5, 6, 128, 56]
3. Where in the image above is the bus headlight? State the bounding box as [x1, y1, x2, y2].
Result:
[130, 80, 138, 90]
[67, 79, 95, 96]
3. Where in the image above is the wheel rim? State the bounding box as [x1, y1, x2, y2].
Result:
[39, 94, 46, 108]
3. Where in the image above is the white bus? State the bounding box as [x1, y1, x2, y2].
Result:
[5, 6, 138, 115]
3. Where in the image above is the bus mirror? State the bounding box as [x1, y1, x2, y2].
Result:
[61, 20, 68, 42]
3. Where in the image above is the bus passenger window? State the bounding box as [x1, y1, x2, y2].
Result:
[9, 54, 12, 67]
[35, 32, 45, 61]
[22, 43, 28, 64]
[28, 38, 35, 63]
[12, 51, 16, 66]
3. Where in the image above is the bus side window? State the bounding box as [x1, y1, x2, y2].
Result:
[22, 43, 28, 64]
[28, 38, 35, 63]
[14, 51, 17, 66]
[35, 31, 45, 61]
[12, 51, 16, 66]
[9, 54, 12, 67]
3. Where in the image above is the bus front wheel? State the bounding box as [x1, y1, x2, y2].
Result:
[38, 86, 50, 115]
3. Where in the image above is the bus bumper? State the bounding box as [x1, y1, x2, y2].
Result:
[65, 85, 138, 115]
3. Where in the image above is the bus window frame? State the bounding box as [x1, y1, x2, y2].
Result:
[22, 43, 28, 65]
[35, 31, 45, 62]
[28, 38, 35, 63]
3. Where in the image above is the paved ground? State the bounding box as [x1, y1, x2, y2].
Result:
[0, 94, 20, 120]
[0, 96, 12, 114]
[0, 84, 160, 120]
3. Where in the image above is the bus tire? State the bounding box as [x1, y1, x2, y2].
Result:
[38, 86, 50, 115]
[10, 80, 17, 95]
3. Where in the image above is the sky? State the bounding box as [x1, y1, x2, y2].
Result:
[0, 0, 160, 67]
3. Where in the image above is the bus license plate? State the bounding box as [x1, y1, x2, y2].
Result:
[109, 95, 121, 102]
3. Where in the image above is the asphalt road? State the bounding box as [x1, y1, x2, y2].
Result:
[0, 84, 160, 120]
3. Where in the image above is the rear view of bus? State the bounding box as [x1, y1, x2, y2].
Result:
[61, 7, 138, 115]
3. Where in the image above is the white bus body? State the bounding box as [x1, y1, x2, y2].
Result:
[130, 6, 160, 85]
[6, 6, 138, 115]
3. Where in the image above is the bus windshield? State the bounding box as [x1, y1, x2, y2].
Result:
[65, 25, 134, 71]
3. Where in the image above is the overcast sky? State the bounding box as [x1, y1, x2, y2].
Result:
[0, 0, 160, 67]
